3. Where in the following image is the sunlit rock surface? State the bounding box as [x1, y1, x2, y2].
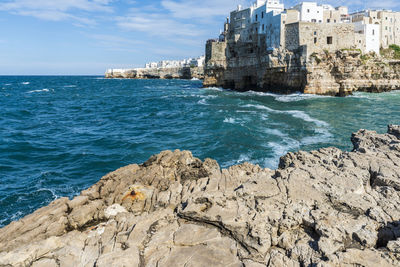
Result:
[1, 126, 400, 266]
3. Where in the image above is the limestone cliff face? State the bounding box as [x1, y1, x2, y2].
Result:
[204, 40, 400, 96]
[305, 51, 400, 96]
[105, 66, 204, 80]
[1, 125, 400, 266]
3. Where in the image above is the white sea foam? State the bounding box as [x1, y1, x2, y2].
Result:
[37, 188, 59, 199]
[28, 89, 50, 93]
[225, 153, 252, 167]
[204, 87, 223, 91]
[244, 90, 331, 102]
[191, 77, 200, 81]
[263, 128, 286, 137]
[64, 85, 76, 88]
[301, 128, 333, 145]
[242, 104, 275, 112]
[285, 110, 329, 127]
[21, 82, 30, 85]
[223, 117, 236, 124]
[242, 103, 330, 128]
[274, 93, 329, 102]
[197, 99, 208, 105]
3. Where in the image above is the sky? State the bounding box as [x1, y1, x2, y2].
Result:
[0, 0, 399, 75]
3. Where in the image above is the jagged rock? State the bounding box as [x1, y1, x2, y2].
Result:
[1, 127, 400, 266]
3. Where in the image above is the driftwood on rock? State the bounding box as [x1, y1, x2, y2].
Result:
[1, 126, 400, 266]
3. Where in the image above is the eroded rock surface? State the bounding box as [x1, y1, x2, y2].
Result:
[1, 125, 400, 266]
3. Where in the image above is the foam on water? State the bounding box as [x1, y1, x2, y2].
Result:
[21, 82, 30, 85]
[27, 88, 50, 93]
[242, 103, 330, 127]
[223, 117, 236, 124]
[197, 99, 208, 105]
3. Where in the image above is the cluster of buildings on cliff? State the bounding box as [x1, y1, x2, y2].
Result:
[214, 0, 400, 56]
[144, 56, 205, 69]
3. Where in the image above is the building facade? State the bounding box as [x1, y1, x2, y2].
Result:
[214, 1, 400, 58]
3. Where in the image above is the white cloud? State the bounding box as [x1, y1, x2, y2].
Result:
[0, 0, 114, 24]
[116, 13, 206, 37]
[161, 0, 250, 19]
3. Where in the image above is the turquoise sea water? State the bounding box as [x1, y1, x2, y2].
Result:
[0, 76, 399, 227]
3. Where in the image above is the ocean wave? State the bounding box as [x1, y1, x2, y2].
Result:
[274, 93, 330, 102]
[204, 87, 223, 92]
[21, 82, 30, 85]
[285, 110, 329, 127]
[223, 117, 236, 124]
[197, 99, 208, 105]
[242, 104, 275, 112]
[263, 128, 286, 137]
[242, 104, 329, 127]
[244, 91, 331, 102]
[63, 85, 76, 88]
[27, 89, 50, 93]
[224, 153, 252, 167]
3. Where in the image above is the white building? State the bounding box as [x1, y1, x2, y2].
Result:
[354, 21, 380, 54]
[252, 0, 284, 34]
[144, 56, 205, 69]
[265, 11, 286, 49]
[292, 2, 323, 23]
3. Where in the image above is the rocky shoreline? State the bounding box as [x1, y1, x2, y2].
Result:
[1, 126, 400, 266]
[105, 66, 204, 80]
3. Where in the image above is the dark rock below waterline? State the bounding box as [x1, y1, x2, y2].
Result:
[1, 126, 400, 266]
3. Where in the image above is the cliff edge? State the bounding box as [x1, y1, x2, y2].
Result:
[105, 67, 204, 80]
[1, 126, 400, 266]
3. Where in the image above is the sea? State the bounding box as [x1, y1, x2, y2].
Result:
[1, 76, 399, 227]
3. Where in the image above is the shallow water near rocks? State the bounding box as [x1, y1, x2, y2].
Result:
[0, 76, 399, 227]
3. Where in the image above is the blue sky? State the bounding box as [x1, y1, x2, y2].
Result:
[0, 0, 399, 75]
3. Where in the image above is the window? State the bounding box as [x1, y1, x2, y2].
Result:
[312, 19, 316, 22]
[314, 37, 317, 44]
[314, 31, 317, 35]
[262, 24, 265, 31]
[327, 36, 333, 44]
[373, 29, 375, 35]
[334, 20, 336, 23]
[256, 14, 258, 21]
[262, 12, 264, 19]
[327, 19, 331, 23]
[307, 9, 310, 13]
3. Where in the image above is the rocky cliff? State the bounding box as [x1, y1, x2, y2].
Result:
[204, 40, 400, 96]
[1, 126, 400, 266]
[105, 67, 204, 80]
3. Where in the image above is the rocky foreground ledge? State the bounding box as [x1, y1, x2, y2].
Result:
[1, 127, 400, 266]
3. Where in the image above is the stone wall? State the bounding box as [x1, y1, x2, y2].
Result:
[285, 22, 355, 56]
[105, 66, 204, 80]
[204, 41, 227, 87]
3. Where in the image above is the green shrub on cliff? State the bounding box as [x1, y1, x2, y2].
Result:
[310, 53, 321, 64]
[389, 44, 400, 59]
